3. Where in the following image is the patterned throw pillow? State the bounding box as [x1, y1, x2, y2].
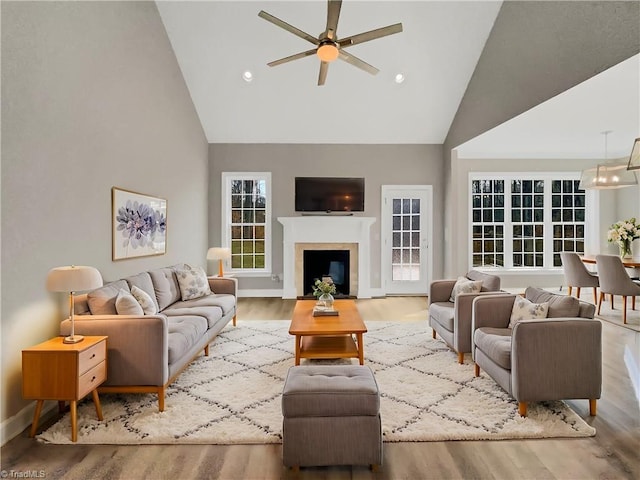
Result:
[175, 264, 212, 301]
[115, 289, 144, 315]
[449, 276, 483, 302]
[131, 285, 158, 315]
[509, 295, 549, 328]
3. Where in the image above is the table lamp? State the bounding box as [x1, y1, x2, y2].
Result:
[207, 247, 231, 277]
[46, 265, 103, 344]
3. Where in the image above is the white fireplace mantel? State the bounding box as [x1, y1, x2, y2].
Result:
[278, 216, 376, 299]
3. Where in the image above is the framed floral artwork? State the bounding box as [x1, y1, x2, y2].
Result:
[112, 187, 167, 260]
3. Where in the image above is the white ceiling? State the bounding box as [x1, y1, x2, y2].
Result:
[157, 1, 639, 158]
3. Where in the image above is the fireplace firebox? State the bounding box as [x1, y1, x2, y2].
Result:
[302, 250, 350, 298]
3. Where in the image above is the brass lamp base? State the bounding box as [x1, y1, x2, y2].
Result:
[63, 335, 84, 344]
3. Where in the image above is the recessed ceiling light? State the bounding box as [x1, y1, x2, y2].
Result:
[394, 73, 405, 84]
[242, 71, 253, 83]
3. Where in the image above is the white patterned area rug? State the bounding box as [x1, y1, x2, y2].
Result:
[38, 321, 595, 444]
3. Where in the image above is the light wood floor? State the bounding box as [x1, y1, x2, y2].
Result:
[2, 297, 639, 480]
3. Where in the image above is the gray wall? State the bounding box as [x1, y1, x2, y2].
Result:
[443, 0, 640, 277]
[209, 144, 444, 291]
[1, 1, 208, 432]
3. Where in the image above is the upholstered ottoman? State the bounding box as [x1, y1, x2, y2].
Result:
[281, 365, 382, 470]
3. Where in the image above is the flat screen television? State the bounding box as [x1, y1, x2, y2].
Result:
[295, 177, 365, 212]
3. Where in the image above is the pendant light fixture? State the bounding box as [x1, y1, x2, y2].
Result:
[579, 131, 638, 190]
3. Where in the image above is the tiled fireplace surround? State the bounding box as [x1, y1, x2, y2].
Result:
[278, 217, 376, 299]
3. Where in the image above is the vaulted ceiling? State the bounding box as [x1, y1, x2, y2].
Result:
[157, 1, 639, 159]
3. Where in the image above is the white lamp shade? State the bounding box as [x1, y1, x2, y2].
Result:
[46, 265, 103, 293]
[207, 247, 231, 260]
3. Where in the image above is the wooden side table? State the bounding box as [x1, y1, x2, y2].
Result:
[22, 335, 107, 442]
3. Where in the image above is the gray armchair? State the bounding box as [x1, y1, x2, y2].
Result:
[560, 251, 599, 304]
[596, 254, 640, 324]
[429, 270, 502, 364]
[472, 287, 601, 417]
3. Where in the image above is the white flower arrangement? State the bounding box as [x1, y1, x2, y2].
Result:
[607, 217, 640, 244]
[607, 217, 640, 253]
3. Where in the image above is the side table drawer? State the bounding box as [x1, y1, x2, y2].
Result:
[78, 361, 106, 399]
[79, 340, 106, 374]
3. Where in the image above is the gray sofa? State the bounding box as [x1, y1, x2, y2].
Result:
[61, 264, 237, 411]
[429, 270, 502, 363]
[472, 287, 600, 417]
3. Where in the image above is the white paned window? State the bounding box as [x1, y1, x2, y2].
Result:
[470, 174, 587, 270]
[221, 172, 271, 275]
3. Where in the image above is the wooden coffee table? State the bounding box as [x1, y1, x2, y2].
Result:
[289, 299, 368, 365]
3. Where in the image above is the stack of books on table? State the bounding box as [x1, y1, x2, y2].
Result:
[312, 305, 339, 316]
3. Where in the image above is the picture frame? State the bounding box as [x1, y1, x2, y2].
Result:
[112, 187, 167, 261]
[626, 137, 640, 170]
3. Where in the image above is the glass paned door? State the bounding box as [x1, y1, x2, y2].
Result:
[382, 186, 431, 295]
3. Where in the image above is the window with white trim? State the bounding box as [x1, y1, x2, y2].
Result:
[470, 174, 586, 269]
[221, 172, 271, 275]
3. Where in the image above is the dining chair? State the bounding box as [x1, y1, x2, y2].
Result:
[595, 254, 640, 324]
[560, 252, 599, 304]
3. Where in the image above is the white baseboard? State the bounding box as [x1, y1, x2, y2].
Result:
[237, 289, 284, 298]
[1, 401, 56, 446]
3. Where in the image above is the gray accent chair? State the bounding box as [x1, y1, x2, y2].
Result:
[472, 287, 601, 417]
[429, 270, 502, 363]
[281, 365, 382, 471]
[596, 254, 640, 324]
[560, 251, 599, 304]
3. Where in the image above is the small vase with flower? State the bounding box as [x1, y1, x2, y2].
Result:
[312, 279, 337, 309]
[607, 217, 640, 259]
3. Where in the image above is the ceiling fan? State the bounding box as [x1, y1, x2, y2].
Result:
[258, 0, 403, 86]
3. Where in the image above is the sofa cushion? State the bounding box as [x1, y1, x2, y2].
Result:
[509, 295, 549, 328]
[474, 327, 512, 370]
[149, 267, 181, 311]
[467, 270, 501, 292]
[525, 287, 580, 318]
[429, 302, 455, 332]
[163, 305, 223, 329]
[87, 280, 130, 315]
[174, 264, 212, 301]
[166, 315, 209, 365]
[170, 294, 236, 316]
[131, 285, 158, 315]
[124, 272, 159, 313]
[450, 276, 482, 302]
[115, 289, 144, 316]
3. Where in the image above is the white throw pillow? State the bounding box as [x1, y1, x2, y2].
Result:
[115, 289, 144, 316]
[449, 276, 483, 302]
[175, 264, 212, 301]
[509, 295, 549, 328]
[131, 285, 158, 315]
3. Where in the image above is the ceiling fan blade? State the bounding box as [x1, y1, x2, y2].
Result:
[338, 23, 403, 48]
[325, 0, 342, 40]
[258, 10, 319, 45]
[338, 51, 379, 75]
[267, 48, 318, 67]
[318, 61, 329, 86]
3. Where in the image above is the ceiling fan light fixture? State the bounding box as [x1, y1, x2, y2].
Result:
[317, 42, 339, 62]
[242, 71, 253, 82]
[394, 73, 405, 84]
